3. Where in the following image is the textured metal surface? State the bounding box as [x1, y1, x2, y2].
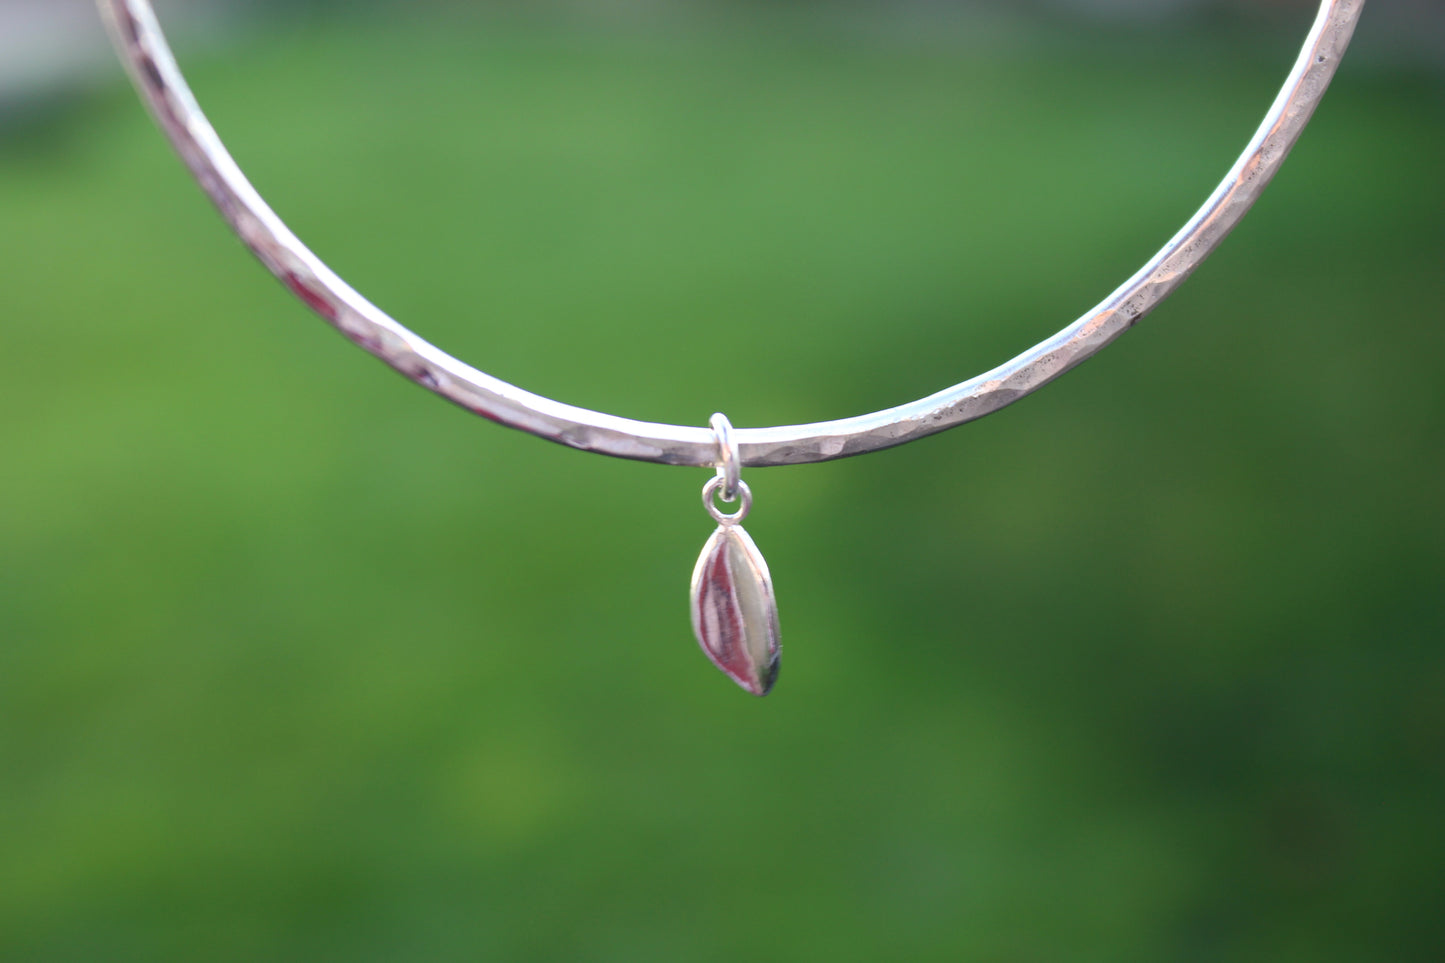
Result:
[99, 0, 1363, 468]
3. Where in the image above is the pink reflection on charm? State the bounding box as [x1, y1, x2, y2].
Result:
[690, 525, 781, 696]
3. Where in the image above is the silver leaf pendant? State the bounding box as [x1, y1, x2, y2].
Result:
[690, 524, 781, 696]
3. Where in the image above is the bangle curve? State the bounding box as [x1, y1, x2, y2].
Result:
[97, 0, 1364, 468]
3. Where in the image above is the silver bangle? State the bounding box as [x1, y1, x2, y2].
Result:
[96, 0, 1364, 469]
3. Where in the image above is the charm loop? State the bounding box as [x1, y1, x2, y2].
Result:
[709, 412, 742, 502]
[703, 476, 752, 526]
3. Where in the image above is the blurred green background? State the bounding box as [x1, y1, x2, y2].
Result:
[2, 1, 1443, 960]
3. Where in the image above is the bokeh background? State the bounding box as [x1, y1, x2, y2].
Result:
[2, 1, 1442, 960]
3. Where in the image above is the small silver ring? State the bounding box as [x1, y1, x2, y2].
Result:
[709, 412, 741, 502]
[703, 476, 751, 526]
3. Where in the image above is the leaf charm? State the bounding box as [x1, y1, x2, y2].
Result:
[690, 524, 781, 696]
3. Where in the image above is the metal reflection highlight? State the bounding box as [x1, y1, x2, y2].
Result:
[691, 523, 781, 697]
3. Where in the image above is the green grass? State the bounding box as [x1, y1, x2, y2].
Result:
[1, 9, 1442, 961]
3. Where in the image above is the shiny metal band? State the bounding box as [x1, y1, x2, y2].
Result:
[710, 413, 742, 502]
[97, 0, 1364, 468]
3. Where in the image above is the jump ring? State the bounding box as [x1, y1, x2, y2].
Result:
[703, 476, 752, 526]
[709, 412, 741, 502]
